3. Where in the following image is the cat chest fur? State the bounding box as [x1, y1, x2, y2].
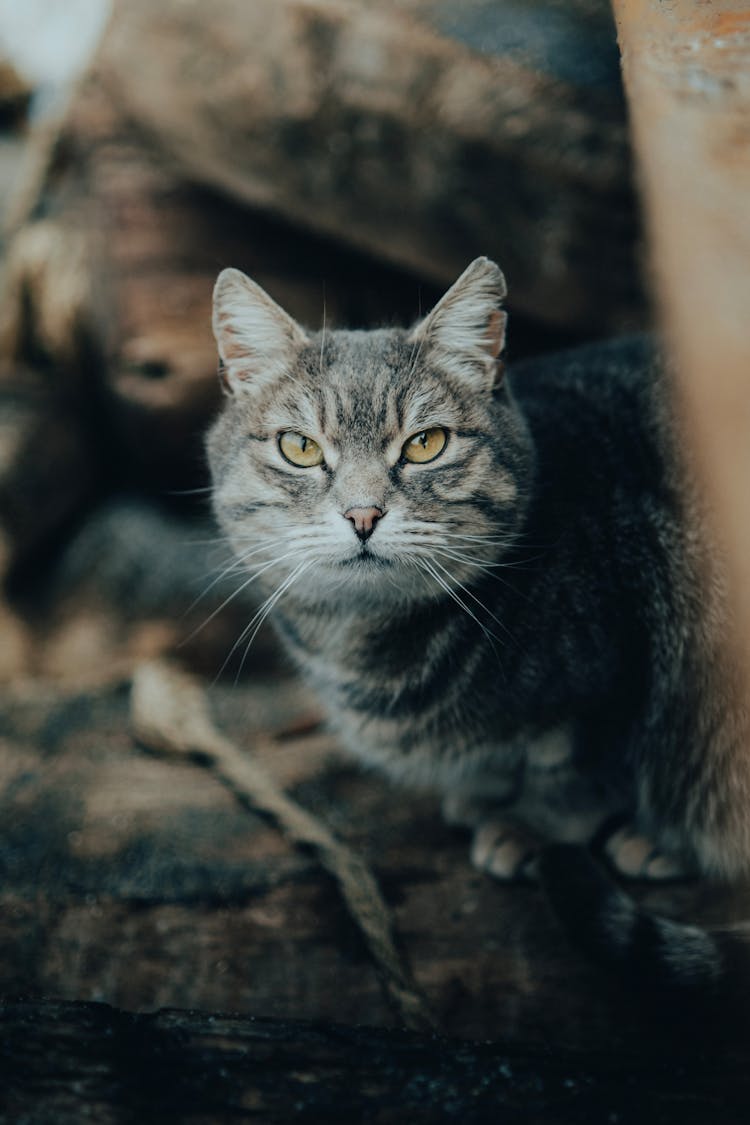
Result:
[273, 595, 586, 792]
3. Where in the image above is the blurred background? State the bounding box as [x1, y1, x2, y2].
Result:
[0, 0, 648, 691]
[0, 0, 702, 1053]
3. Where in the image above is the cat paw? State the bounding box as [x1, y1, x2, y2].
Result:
[471, 819, 542, 882]
[603, 824, 688, 880]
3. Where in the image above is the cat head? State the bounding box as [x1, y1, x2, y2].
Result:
[207, 257, 533, 608]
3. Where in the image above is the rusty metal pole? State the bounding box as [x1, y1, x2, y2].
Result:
[611, 1, 750, 666]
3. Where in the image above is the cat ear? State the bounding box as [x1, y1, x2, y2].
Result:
[212, 268, 309, 394]
[408, 257, 507, 390]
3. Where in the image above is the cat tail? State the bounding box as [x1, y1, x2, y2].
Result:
[538, 844, 750, 1029]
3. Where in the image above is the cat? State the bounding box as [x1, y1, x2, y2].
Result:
[206, 257, 750, 1018]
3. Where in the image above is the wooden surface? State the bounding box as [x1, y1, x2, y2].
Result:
[2, 657, 750, 1050]
[611, 1, 750, 672]
[2, 997, 750, 1124]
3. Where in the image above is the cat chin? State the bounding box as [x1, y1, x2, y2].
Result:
[290, 559, 441, 609]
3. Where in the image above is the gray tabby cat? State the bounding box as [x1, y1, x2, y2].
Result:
[207, 258, 750, 1015]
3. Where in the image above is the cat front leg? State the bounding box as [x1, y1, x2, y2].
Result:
[443, 792, 544, 881]
[440, 760, 544, 882]
[441, 727, 622, 883]
[470, 817, 544, 880]
[602, 822, 692, 880]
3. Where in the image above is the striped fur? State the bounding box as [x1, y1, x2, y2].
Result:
[207, 258, 750, 1011]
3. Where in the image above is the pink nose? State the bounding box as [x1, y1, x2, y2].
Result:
[343, 506, 384, 542]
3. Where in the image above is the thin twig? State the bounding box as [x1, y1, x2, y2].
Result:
[130, 660, 437, 1033]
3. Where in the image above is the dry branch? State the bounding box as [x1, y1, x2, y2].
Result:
[131, 659, 436, 1032]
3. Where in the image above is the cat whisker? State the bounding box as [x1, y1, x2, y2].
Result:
[184, 535, 300, 614]
[182, 533, 290, 546]
[181, 546, 303, 644]
[183, 537, 237, 547]
[488, 553, 546, 571]
[234, 559, 314, 682]
[431, 546, 500, 573]
[430, 547, 535, 607]
[217, 559, 313, 684]
[427, 528, 553, 551]
[406, 320, 429, 381]
[413, 530, 548, 573]
[429, 557, 517, 647]
[414, 557, 504, 662]
[412, 527, 521, 552]
[438, 532, 517, 546]
[164, 486, 215, 496]
[446, 531, 555, 553]
[320, 293, 327, 375]
[405, 541, 498, 571]
[432, 544, 522, 572]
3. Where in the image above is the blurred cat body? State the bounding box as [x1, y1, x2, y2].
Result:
[207, 258, 750, 1012]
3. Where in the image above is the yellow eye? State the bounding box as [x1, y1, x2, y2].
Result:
[278, 431, 324, 467]
[402, 427, 447, 465]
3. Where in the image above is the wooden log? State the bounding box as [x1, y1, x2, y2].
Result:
[610, 2, 750, 674]
[2, 673, 750, 1048]
[1, 996, 749, 1124]
[98, 0, 646, 335]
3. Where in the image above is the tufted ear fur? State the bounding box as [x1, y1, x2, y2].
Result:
[212, 268, 309, 394]
[407, 257, 507, 391]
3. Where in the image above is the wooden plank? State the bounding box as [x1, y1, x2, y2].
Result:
[2, 997, 750, 1124]
[611, 1, 750, 670]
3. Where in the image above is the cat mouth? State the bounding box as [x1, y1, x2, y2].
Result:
[339, 551, 392, 569]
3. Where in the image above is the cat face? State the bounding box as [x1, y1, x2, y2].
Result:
[207, 258, 533, 608]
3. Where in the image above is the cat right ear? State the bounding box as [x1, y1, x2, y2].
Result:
[408, 257, 507, 392]
[212, 268, 309, 395]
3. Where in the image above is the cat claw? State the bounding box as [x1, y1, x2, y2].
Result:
[603, 824, 688, 881]
[471, 820, 542, 882]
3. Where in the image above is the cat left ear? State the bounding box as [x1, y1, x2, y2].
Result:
[212, 268, 309, 395]
[408, 257, 507, 391]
